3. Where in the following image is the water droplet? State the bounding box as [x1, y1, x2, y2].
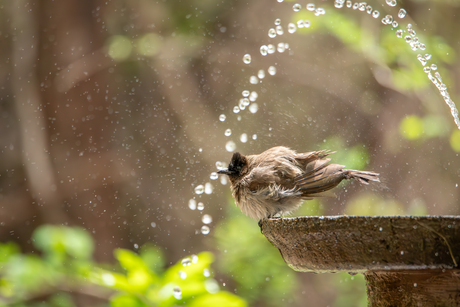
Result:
[233, 106, 240, 113]
[101, 273, 116, 286]
[202, 214, 213, 224]
[413, 283, 417, 287]
[220, 175, 227, 185]
[240, 133, 248, 143]
[358, 2, 366, 11]
[430, 64, 437, 70]
[203, 268, 211, 277]
[258, 70, 265, 79]
[224, 129, 232, 136]
[204, 182, 213, 194]
[274, 18, 281, 25]
[194, 185, 204, 195]
[260, 45, 268, 56]
[268, 66, 277, 75]
[385, 0, 397, 7]
[173, 286, 182, 299]
[188, 199, 197, 210]
[395, 29, 403, 38]
[239, 98, 248, 109]
[210, 172, 218, 180]
[392, 21, 398, 27]
[346, 0, 352, 8]
[178, 271, 187, 279]
[297, 20, 304, 28]
[417, 54, 427, 66]
[335, 2, 343, 8]
[288, 23, 297, 33]
[275, 25, 284, 35]
[379, 227, 383, 231]
[242, 54, 251, 64]
[249, 91, 258, 101]
[252, 134, 257, 140]
[408, 28, 416, 36]
[216, 161, 225, 170]
[315, 8, 325, 15]
[201, 225, 210, 235]
[419, 43, 426, 51]
[398, 8, 406, 18]
[268, 28, 276, 38]
[277, 42, 285, 53]
[353, 2, 359, 10]
[249, 76, 259, 84]
[181, 257, 192, 266]
[267, 44, 276, 54]
[249, 103, 258, 113]
[435, 72, 442, 82]
[400, 251, 404, 255]
[306, 3, 315, 11]
[197, 202, 204, 210]
[372, 10, 380, 18]
[151, 222, 157, 228]
[293, 3, 302, 11]
[366, 5, 372, 13]
[219, 114, 226, 122]
[383, 15, 393, 24]
[242, 90, 250, 97]
[404, 36, 412, 43]
[191, 254, 198, 263]
[423, 67, 431, 73]
[226, 141, 236, 152]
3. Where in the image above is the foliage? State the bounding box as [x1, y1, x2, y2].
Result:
[214, 201, 298, 306]
[0, 226, 246, 307]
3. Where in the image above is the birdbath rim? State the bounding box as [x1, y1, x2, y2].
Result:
[259, 215, 460, 273]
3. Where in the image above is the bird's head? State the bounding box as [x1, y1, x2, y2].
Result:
[217, 152, 248, 178]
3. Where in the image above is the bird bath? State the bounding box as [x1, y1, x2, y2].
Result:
[259, 216, 460, 306]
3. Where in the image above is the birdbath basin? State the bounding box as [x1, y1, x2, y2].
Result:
[259, 216, 460, 306]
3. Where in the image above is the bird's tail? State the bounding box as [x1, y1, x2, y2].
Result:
[345, 170, 380, 185]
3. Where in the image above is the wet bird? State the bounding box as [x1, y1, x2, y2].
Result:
[217, 146, 380, 220]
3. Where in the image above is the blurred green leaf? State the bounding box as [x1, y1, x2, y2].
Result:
[107, 35, 132, 61]
[399, 115, 424, 140]
[450, 129, 460, 152]
[345, 192, 404, 216]
[140, 244, 165, 275]
[111, 293, 147, 307]
[0, 242, 20, 263]
[215, 203, 297, 305]
[333, 273, 367, 307]
[188, 291, 248, 307]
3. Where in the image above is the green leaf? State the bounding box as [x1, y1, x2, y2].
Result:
[450, 129, 460, 152]
[115, 249, 145, 271]
[399, 115, 424, 140]
[189, 291, 248, 307]
[32, 225, 94, 260]
[110, 293, 147, 307]
[0, 242, 20, 263]
[140, 244, 165, 275]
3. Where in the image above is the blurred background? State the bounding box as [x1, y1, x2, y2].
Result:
[1, 0, 459, 306]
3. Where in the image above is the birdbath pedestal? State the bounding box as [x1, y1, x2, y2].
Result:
[259, 216, 460, 306]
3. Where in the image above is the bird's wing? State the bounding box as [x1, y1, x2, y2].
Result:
[245, 165, 278, 192]
[293, 151, 345, 197]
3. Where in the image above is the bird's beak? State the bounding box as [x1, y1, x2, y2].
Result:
[217, 169, 230, 175]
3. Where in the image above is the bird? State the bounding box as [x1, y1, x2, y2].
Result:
[217, 146, 380, 220]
